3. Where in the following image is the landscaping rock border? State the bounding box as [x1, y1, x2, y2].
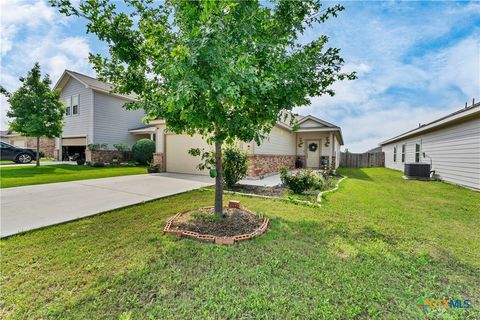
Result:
[201, 175, 347, 208]
[316, 176, 347, 203]
[163, 206, 269, 245]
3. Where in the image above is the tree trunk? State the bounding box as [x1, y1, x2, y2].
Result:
[214, 140, 223, 217]
[36, 136, 40, 166]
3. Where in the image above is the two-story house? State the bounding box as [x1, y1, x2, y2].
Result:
[53, 70, 147, 160]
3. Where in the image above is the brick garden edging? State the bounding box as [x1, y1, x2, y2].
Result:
[163, 205, 269, 245]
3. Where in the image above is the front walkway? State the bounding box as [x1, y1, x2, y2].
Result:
[1, 173, 213, 237]
[239, 174, 282, 187]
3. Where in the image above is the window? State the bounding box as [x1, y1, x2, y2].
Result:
[393, 146, 397, 162]
[401, 144, 406, 162]
[65, 97, 71, 116]
[415, 143, 421, 162]
[72, 95, 79, 115]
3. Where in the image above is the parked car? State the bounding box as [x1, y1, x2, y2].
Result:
[0, 142, 36, 164]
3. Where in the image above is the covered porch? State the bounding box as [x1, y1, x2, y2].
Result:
[295, 115, 343, 170]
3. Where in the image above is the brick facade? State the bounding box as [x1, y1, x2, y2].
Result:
[86, 150, 131, 163]
[153, 153, 165, 172]
[246, 154, 296, 177]
[9, 136, 55, 158]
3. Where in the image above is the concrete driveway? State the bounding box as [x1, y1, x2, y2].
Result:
[1, 173, 213, 237]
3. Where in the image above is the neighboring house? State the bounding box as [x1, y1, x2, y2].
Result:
[54, 70, 343, 177]
[380, 102, 480, 189]
[1, 131, 55, 158]
[0, 131, 9, 143]
[131, 115, 343, 177]
[53, 70, 147, 160]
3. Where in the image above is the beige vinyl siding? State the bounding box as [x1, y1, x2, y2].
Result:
[300, 119, 326, 128]
[253, 126, 296, 155]
[60, 78, 93, 142]
[93, 91, 146, 147]
[383, 117, 480, 189]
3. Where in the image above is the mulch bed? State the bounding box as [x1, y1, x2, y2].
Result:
[225, 177, 343, 198]
[171, 207, 263, 237]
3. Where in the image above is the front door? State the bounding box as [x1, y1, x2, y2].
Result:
[306, 140, 320, 168]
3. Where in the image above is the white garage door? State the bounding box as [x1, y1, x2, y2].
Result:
[62, 137, 87, 146]
[166, 134, 213, 175]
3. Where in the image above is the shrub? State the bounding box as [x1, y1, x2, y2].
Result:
[38, 151, 45, 158]
[223, 147, 248, 188]
[87, 143, 108, 151]
[132, 139, 155, 165]
[113, 143, 130, 151]
[280, 168, 320, 194]
[92, 162, 105, 167]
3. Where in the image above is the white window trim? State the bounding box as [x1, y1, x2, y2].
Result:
[415, 142, 421, 163]
[65, 96, 72, 116]
[401, 143, 406, 163]
[72, 94, 80, 116]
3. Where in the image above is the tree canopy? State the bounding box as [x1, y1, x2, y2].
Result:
[52, 0, 355, 143]
[51, 0, 355, 214]
[1, 63, 64, 165]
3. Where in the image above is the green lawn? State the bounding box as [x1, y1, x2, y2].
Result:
[0, 158, 54, 165]
[1, 168, 479, 319]
[0, 164, 146, 188]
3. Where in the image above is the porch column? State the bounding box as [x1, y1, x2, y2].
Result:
[153, 127, 165, 172]
[55, 137, 62, 161]
[155, 128, 164, 153]
[329, 131, 333, 167]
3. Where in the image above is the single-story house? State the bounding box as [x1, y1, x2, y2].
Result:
[53, 70, 343, 177]
[0, 131, 9, 143]
[380, 102, 479, 189]
[1, 132, 55, 158]
[131, 115, 343, 177]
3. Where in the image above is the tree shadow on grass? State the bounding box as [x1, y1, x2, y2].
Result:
[338, 168, 374, 181]
[39, 217, 479, 320]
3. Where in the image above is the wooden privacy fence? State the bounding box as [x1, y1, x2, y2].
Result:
[340, 151, 385, 168]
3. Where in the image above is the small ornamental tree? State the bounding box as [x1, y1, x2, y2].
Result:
[51, 0, 356, 216]
[0, 63, 64, 166]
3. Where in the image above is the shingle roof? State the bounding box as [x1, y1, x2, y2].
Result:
[55, 70, 137, 101]
[380, 102, 480, 145]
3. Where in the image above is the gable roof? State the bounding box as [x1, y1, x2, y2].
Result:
[53, 70, 137, 101]
[296, 115, 339, 128]
[380, 102, 480, 145]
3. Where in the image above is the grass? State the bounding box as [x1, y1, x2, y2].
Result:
[0, 164, 147, 188]
[0, 158, 54, 165]
[1, 168, 479, 319]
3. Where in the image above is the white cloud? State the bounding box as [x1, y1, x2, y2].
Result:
[0, 1, 93, 130]
[0, 0, 58, 55]
[297, 2, 480, 152]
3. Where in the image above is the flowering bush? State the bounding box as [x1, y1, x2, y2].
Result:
[280, 168, 323, 194]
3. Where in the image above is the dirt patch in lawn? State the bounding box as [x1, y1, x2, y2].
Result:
[170, 207, 263, 237]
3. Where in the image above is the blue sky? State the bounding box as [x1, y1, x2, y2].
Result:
[1, 0, 479, 151]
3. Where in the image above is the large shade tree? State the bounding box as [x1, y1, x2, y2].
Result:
[51, 0, 355, 216]
[0, 63, 64, 166]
